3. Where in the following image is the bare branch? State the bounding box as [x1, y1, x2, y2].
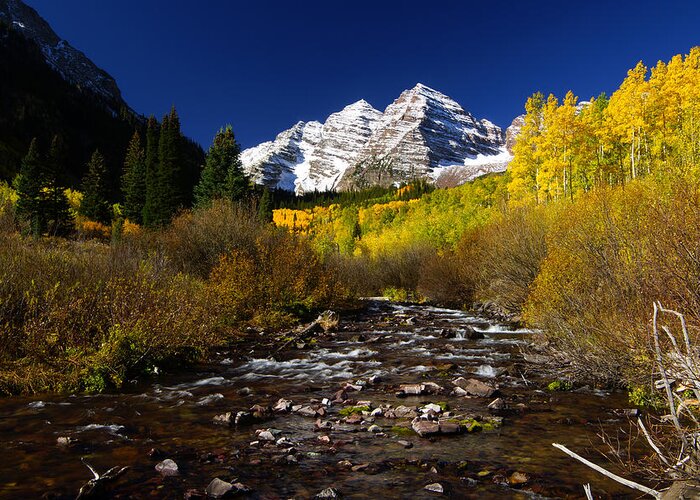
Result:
[552, 443, 662, 498]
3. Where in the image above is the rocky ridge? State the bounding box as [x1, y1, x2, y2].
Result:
[0, 0, 128, 113]
[242, 84, 517, 193]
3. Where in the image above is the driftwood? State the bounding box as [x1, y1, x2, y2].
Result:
[274, 311, 339, 353]
[76, 458, 129, 499]
[552, 443, 662, 498]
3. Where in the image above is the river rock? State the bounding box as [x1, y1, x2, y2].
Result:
[315, 487, 340, 498]
[155, 459, 179, 477]
[332, 389, 348, 402]
[424, 482, 444, 494]
[423, 382, 444, 394]
[370, 408, 383, 417]
[412, 420, 440, 437]
[344, 383, 363, 392]
[421, 403, 443, 414]
[368, 424, 382, 433]
[315, 419, 334, 430]
[398, 439, 413, 449]
[318, 435, 332, 444]
[273, 398, 293, 413]
[394, 405, 418, 418]
[345, 413, 363, 424]
[256, 429, 275, 441]
[452, 377, 497, 397]
[205, 478, 233, 498]
[452, 387, 468, 396]
[398, 384, 425, 395]
[295, 405, 319, 418]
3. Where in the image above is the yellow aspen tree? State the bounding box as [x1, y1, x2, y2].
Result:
[508, 92, 545, 204]
[605, 61, 649, 181]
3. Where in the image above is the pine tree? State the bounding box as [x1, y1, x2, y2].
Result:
[142, 116, 160, 227]
[257, 186, 273, 222]
[194, 125, 243, 207]
[122, 131, 146, 224]
[80, 150, 111, 225]
[15, 138, 45, 236]
[226, 154, 250, 202]
[157, 107, 185, 223]
[45, 135, 72, 235]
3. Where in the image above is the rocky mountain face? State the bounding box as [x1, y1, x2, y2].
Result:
[505, 115, 525, 155]
[242, 84, 514, 193]
[0, 0, 128, 114]
[241, 100, 383, 193]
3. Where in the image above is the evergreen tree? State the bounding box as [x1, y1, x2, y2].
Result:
[157, 107, 185, 224]
[257, 186, 273, 222]
[122, 131, 146, 224]
[45, 135, 72, 235]
[194, 125, 242, 207]
[80, 150, 111, 225]
[15, 138, 45, 236]
[225, 153, 250, 202]
[142, 116, 160, 227]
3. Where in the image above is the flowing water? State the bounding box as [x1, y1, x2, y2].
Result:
[0, 300, 649, 498]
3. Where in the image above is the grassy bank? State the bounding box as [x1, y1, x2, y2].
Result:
[0, 199, 352, 395]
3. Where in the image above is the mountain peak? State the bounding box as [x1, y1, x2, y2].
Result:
[242, 85, 512, 193]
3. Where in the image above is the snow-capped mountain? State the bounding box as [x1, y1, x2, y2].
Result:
[242, 84, 513, 193]
[241, 100, 383, 193]
[0, 0, 128, 113]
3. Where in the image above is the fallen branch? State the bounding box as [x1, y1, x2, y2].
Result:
[552, 443, 662, 498]
[637, 417, 674, 469]
[76, 458, 129, 499]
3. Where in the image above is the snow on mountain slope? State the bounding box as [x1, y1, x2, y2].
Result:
[241, 84, 514, 194]
[242, 100, 382, 194]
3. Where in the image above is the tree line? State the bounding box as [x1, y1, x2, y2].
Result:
[12, 107, 264, 236]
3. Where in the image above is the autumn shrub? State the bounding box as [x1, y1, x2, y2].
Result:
[325, 253, 380, 297]
[209, 229, 351, 329]
[525, 179, 700, 383]
[417, 249, 474, 308]
[0, 233, 219, 394]
[372, 243, 436, 293]
[150, 199, 262, 277]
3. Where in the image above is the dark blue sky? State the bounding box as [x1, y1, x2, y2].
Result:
[24, 0, 700, 149]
